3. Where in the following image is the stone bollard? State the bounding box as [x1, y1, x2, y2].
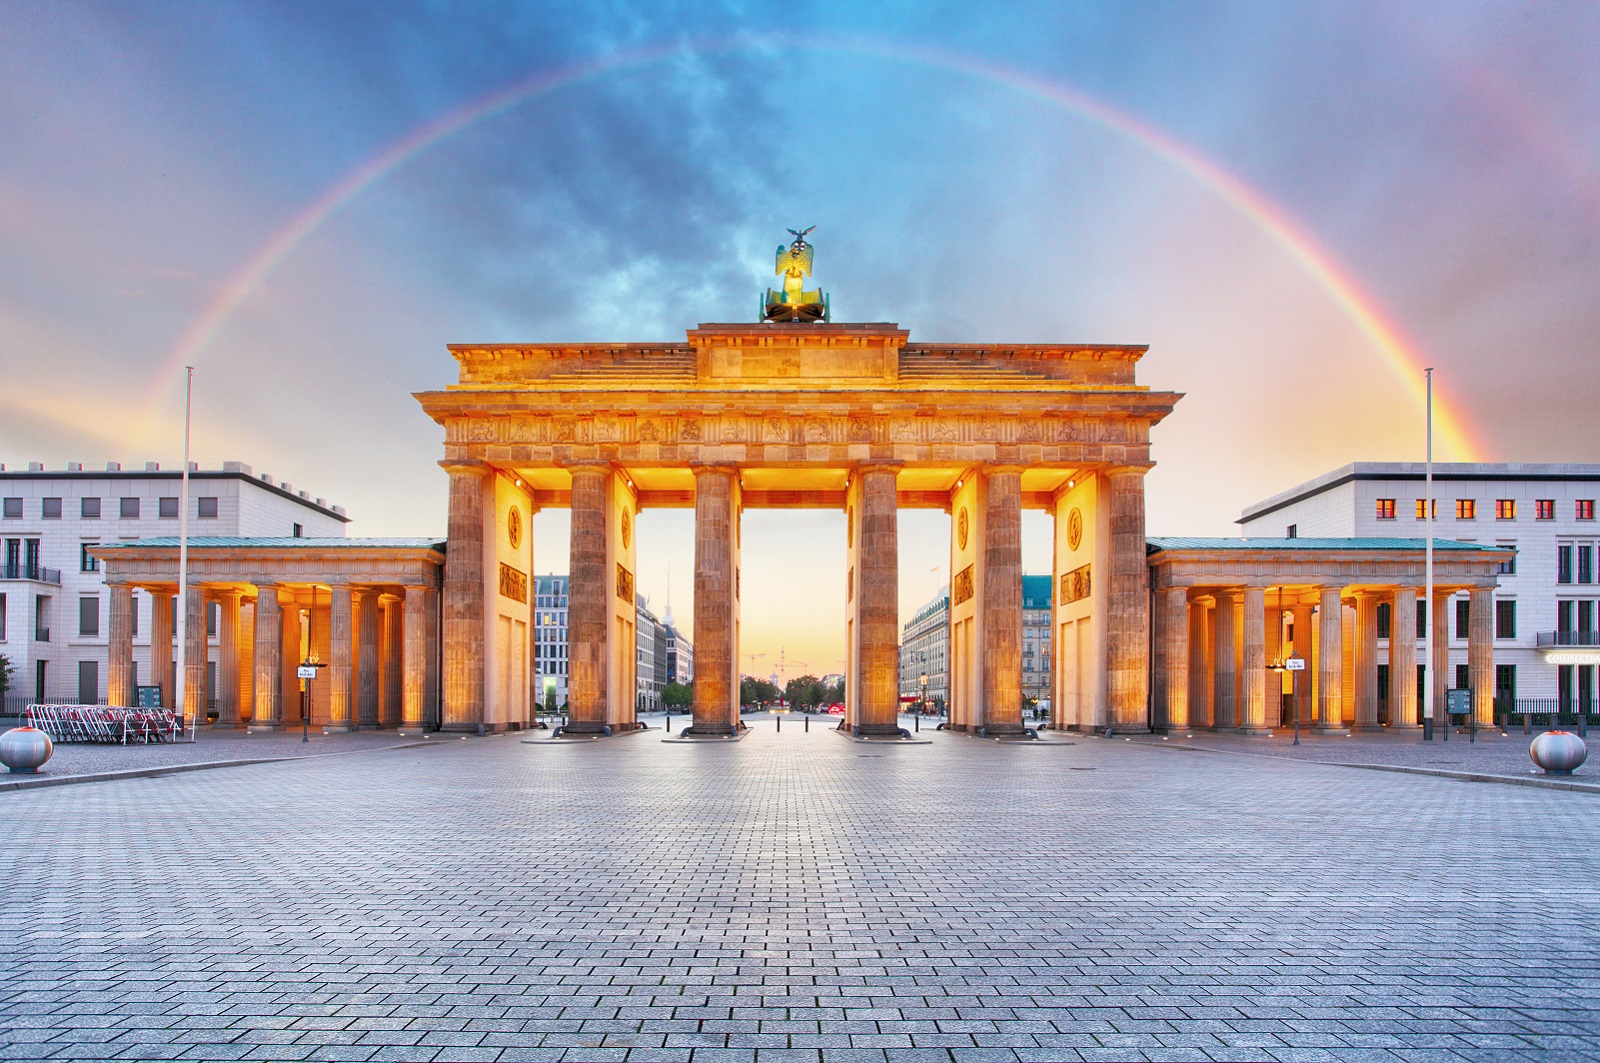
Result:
[0, 726, 54, 773]
[1531, 730, 1588, 776]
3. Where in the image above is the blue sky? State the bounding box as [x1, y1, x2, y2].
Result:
[2, 1, 1597, 675]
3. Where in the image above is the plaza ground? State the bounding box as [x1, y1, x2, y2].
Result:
[2, 721, 1597, 1061]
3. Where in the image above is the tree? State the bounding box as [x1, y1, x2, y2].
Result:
[0, 652, 12, 704]
[785, 674, 825, 709]
[661, 681, 692, 709]
[739, 677, 779, 707]
[823, 678, 844, 706]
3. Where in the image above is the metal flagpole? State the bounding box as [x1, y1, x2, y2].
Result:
[176, 367, 194, 739]
[1423, 367, 1434, 741]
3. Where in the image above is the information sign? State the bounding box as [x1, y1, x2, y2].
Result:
[1285, 656, 1306, 672]
[297, 665, 319, 680]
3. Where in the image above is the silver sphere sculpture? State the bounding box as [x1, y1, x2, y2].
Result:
[1530, 730, 1588, 775]
[0, 726, 54, 774]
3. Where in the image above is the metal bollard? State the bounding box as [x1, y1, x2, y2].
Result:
[666, 713, 671, 733]
[1524, 712, 1531, 736]
[914, 714, 920, 732]
[777, 713, 781, 733]
[805, 713, 809, 732]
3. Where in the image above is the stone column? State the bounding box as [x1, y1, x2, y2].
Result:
[381, 595, 403, 728]
[1187, 597, 1208, 730]
[280, 597, 302, 728]
[1390, 589, 1419, 728]
[1161, 586, 1189, 733]
[1240, 586, 1269, 735]
[856, 464, 902, 736]
[250, 585, 282, 730]
[441, 461, 486, 732]
[980, 466, 1024, 734]
[216, 591, 241, 727]
[150, 589, 173, 708]
[1105, 466, 1151, 731]
[690, 466, 738, 735]
[1431, 589, 1452, 723]
[1353, 592, 1381, 731]
[356, 590, 380, 728]
[1469, 587, 1496, 727]
[326, 585, 354, 731]
[1316, 587, 1348, 734]
[1212, 591, 1238, 731]
[1264, 593, 1283, 726]
[183, 586, 207, 725]
[401, 586, 429, 734]
[567, 463, 612, 734]
[1291, 601, 1314, 729]
[423, 585, 440, 728]
[107, 582, 134, 707]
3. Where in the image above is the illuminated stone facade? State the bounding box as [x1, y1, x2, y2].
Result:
[416, 322, 1182, 736]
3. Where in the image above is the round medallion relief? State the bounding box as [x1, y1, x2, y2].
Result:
[957, 506, 969, 551]
[1067, 507, 1084, 552]
[620, 508, 631, 549]
[507, 506, 522, 550]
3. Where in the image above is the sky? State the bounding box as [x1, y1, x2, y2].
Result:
[2, 1, 1597, 681]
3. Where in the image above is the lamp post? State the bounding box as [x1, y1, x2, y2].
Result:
[1424, 366, 1435, 742]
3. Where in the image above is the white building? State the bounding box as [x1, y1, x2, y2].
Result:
[1240, 462, 1600, 708]
[0, 460, 347, 709]
[533, 573, 569, 708]
[636, 595, 660, 712]
[661, 599, 692, 684]
[898, 574, 1054, 713]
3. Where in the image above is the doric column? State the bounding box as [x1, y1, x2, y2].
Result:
[1160, 586, 1189, 733]
[381, 595, 403, 728]
[441, 460, 486, 732]
[690, 465, 738, 735]
[1353, 592, 1381, 730]
[1187, 597, 1209, 729]
[1316, 587, 1348, 734]
[1431, 589, 1452, 723]
[1240, 586, 1269, 735]
[981, 466, 1024, 734]
[1469, 587, 1496, 726]
[401, 586, 429, 734]
[326, 585, 355, 731]
[249, 585, 282, 730]
[357, 590, 380, 728]
[423, 585, 440, 728]
[183, 586, 207, 725]
[107, 582, 135, 707]
[567, 463, 612, 734]
[1212, 591, 1238, 731]
[1389, 589, 1419, 727]
[150, 589, 173, 707]
[280, 597, 302, 727]
[1264, 593, 1283, 726]
[1105, 466, 1151, 731]
[216, 590, 241, 727]
[856, 464, 902, 736]
[1291, 602, 1314, 729]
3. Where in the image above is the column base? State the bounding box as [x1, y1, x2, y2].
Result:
[439, 722, 485, 734]
[666, 724, 749, 742]
[1237, 726, 1274, 736]
[1352, 723, 1388, 733]
[1313, 726, 1351, 736]
[323, 725, 357, 733]
[246, 723, 284, 733]
[395, 726, 428, 736]
[209, 720, 241, 730]
[1384, 722, 1421, 731]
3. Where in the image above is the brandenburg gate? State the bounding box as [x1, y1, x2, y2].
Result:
[416, 323, 1181, 739]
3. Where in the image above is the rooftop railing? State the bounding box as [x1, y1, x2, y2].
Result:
[1536, 630, 1600, 648]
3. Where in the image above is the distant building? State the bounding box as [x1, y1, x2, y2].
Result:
[661, 598, 692, 683]
[1240, 462, 1600, 707]
[1021, 574, 1052, 708]
[533, 574, 569, 707]
[0, 459, 346, 708]
[636, 595, 660, 712]
[899, 586, 949, 709]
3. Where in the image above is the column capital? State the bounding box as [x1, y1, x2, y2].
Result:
[689, 463, 740, 477]
[851, 459, 904, 472]
[560, 458, 615, 472]
[438, 458, 486, 475]
[982, 464, 1027, 477]
[1103, 463, 1154, 479]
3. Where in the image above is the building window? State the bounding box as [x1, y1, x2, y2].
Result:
[159, 497, 179, 519]
[81, 496, 101, 519]
[1375, 499, 1396, 520]
[78, 660, 99, 705]
[0, 593, 6, 640]
[1286, 524, 1297, 539]
[2, 498, 21, 519]
[1455, 663, 1470, 692]
[1580, 500, 1596, 521]
[1560, 545, 1574, 584]
[1376, 602, 1391, 640]
[1495, 600, 1516, 640]
[1455, 598, 1470, 641]
[1495, 499, 1516, 520]
[1496, 543, 1516, 575]
[1536, 499, 1555, 520]
[119, 497, 140, 519]
[42, 497, 61, 519]
[1416, 599, 1427, 640]
[1582, 545, 1595, 585]
[80, 542, 99, 573]
[1496, 664, 1517, 703]
[292, 523, 304, 538]
[198, 496, 218, 519]
[1414, 499, 1437, 520]
[79, 595, 99, 638]
[206, 601, 218, 638]
[1455, 499, 1475, 520]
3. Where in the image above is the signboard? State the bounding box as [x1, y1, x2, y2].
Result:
[1447, 688, 1471, 715]
[1284, 656, 1306, 672]
[134, 684, 163, 708]
[297, 665, 319, 680]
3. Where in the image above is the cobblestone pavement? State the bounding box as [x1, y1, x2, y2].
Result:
[2, 723, 1598, 1062]
[9, 727, 437, 780]
[1124, 725, 1594, 783]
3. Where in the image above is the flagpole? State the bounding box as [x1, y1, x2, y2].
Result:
[176, 367, 194, 739]
[1423, 367, 1434, 741]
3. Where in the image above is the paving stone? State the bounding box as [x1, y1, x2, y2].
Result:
[2, 728, 1599, 1058]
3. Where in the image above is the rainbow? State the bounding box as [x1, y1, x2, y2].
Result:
[141, 34, 1481, 459]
